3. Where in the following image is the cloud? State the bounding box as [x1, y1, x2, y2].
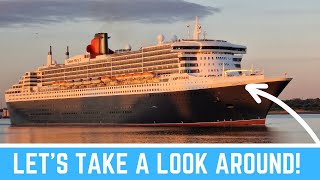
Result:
[0, 0, 220, 27]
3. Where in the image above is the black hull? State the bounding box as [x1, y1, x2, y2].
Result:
[7, 79, 291, 126]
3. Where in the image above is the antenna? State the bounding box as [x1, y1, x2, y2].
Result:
[203, 31, 207, 40]
[193, 16, 202, 40]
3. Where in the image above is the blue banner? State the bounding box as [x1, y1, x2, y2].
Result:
[0, 145, 318, 180]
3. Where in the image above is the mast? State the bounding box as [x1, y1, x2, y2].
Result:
[193, 16, 201, 40]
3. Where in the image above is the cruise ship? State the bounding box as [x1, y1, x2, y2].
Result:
[5, 17, 291, 126]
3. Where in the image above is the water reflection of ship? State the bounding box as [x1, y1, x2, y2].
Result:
[5, 126, 271, 143]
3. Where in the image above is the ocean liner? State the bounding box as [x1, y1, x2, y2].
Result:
[5, 17, 291, 126]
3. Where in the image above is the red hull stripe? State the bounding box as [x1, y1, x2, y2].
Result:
[13, 119, 266, 127]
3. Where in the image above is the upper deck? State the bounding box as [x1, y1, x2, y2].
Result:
[5, 17, 250, 97]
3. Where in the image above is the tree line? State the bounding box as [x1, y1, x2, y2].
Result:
[270, 98, 320, 111]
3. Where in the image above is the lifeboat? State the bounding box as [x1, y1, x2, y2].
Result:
[132, 72, 154, 79]
[83, 78, 92, 85]
[114, 72, 155, 81]
[52, 82, 59, 86]
[73, 79, 82, 86]
[114, 74, 132, 81]
[52, 81, 66, 86]
[108, 76, 117, 82]
[97, 82, 105, 87]
[92, 77, 102, 84]
[141, 72, 154, 78]
[65, 80, 74, 87]
[101, 76, 111, 82]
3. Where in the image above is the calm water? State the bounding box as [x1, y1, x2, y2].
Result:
[0, 114, 319, 143]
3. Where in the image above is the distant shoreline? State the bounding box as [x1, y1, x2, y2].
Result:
[270, 98, 320, 115]
[269, 110, 320, 115]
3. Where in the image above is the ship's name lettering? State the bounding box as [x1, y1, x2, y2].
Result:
[67, 58, 82, 64]
[173, 76, 189, 80]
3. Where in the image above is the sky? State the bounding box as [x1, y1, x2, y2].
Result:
[0, 0, 319, 106]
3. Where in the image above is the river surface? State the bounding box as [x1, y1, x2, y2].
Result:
[0, 114, 319, 143]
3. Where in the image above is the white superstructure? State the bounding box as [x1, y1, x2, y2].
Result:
[5, 17, 257, 103]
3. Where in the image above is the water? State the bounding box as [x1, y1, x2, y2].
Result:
[0, 114, 319, 143]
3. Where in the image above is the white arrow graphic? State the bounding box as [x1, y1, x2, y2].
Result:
[245, 83, 320, 144]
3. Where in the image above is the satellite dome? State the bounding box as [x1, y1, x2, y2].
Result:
[124, 44, 132, 50]
[171, 34, 178, 42]
[157, 34, 165, 44]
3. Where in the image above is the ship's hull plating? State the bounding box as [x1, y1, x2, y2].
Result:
[7, 79, 291, 126]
